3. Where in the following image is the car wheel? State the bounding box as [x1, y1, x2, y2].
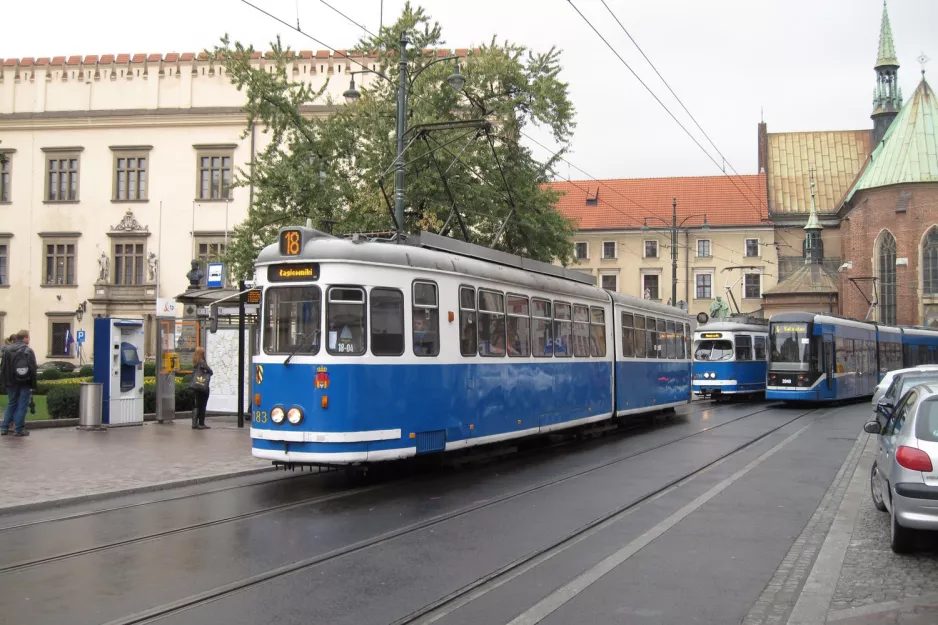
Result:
[891, 500, 915, 554]
[870, 463, 887, 512]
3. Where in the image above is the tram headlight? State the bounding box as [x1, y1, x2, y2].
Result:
[270, 406, 285, 424]
[287, 407, 304, 425]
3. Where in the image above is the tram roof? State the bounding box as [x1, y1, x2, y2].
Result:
[694, 321, 768, 334]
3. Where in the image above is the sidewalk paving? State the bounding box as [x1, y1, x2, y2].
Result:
[747, 431, 938, 625]
[0, 417, 271, 513]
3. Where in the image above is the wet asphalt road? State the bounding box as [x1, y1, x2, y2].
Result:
[0, 400, 868, 625]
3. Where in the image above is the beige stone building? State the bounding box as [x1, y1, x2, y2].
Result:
[550, 174, 776, 318]
[0, 49, 390, 362]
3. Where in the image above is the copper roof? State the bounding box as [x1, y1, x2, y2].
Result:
[766, 129, 872, 214]
[844, 78, 938, 203]
[548, 174, 767, 230]
[763, 263, 838, 296]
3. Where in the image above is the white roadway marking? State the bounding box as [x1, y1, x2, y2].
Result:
[504, 423, 812, 625]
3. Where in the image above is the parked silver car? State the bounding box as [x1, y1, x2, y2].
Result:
[873, 371, 938, 422]
[872, 365, 938, 406]
[865, 383, 938, 553]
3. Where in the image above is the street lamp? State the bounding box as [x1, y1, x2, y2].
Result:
[642, 197, 709, 307]
[341, 35, 465, 240]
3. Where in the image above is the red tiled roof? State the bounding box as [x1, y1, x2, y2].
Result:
[0, 49, 475, 67]
[549, 174, 768, 230]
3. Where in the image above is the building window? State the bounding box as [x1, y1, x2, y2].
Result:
[43, 240, 76, 286]
[574, 242, 588, 260]
[923, 227, 938, 296]
[644, 240, 658, 258]
[49, 320, 73, 358]
[0, 243, 6, 286]
[601, 274, 617, 291]
[695, 273, 712, 299]
[878, 231, 897, 324]
[642, 274, 659, 300]
[197, 151, 232, 200]
[0, 154, 10, 202]
[697, 239, 711, 257]
[602, 241, 616, 259]
[745, 238, 760, 257]
[744, 273, 762, 299]
[46, 154, 80, 201]
[114, 154, 148, 201]
[114, 241, 145, 285]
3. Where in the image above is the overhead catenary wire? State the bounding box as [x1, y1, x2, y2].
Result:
[565, 0, 766, 222]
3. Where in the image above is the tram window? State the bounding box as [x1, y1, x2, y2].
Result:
[685, 324, 691, 359]
[573, 305, 590, 357]
[735, 335, 752, 361]
[590, 307, 606, 357]
[370, 288, 404, 356]
[327, 287, 366, 355]
[754, 336, 767, 360]
[621, 313, 635, 358]
[554, 302, 572, 358]
[634, 315, 646, 358]
[532, 299, 553, 357]
[478, 290, 506, 357]
[665, 321, 676, 359]
[656, 319, 666, 359]
[459, 286, 477, 357]
[678, 324, 686, 359]
[645, 317, 657, 359]
[263, 286, 321, 355]
[412, 281, 440, 357]
[507, 295, 531, 357]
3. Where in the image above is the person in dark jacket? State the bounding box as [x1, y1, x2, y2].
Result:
[190, 346, 214, 430]
[1, 330, 38, 436]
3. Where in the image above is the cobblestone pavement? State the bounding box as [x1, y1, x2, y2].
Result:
[0, 417, 270, 512]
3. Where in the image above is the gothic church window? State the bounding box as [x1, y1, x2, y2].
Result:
[923, 227, 938, 296]
[877, 231, 897, 325]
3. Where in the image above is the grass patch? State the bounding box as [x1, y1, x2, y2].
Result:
[0, 394, 51, 421]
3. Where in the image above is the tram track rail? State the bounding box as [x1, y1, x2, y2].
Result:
[0, 401, 772, 577]
[89, 404, 810, 625]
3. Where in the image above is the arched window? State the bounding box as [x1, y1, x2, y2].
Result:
[877, 231, 897, 325]
[923, 227, 938, 296]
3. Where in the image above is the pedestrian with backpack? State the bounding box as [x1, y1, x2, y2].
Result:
[189, 346, 213, 430]
[0, 330, 38, 436]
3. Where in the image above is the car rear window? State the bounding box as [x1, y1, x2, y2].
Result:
[900, 375, 938, 398]
[916, 399, 938, 442]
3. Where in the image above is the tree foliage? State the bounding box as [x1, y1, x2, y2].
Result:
[214, 2, 577, 278]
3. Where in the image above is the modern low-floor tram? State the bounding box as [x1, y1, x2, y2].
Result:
[249, 226, 694, 466]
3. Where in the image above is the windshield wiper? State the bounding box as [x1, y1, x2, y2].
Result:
[284, 332, 317, 366]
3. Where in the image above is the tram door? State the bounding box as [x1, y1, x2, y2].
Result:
[823, 335, 834, 393]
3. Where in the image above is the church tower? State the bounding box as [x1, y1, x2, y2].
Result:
[871, 1, 901, 146]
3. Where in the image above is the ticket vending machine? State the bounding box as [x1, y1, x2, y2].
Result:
[93, 318, 145, 426]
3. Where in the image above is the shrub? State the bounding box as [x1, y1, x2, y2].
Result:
[144, 362, 156, 377]
[47, 385, 81, 419]
[40, 369, 63, 381]
[79, 365, 94, 377]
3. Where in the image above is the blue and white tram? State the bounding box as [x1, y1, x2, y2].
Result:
[691, 320, 769, 399]
[766, 313, 880, 402]
[249, 225, 693, 466]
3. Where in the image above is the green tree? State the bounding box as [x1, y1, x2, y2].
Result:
[214, 2, 577, 278]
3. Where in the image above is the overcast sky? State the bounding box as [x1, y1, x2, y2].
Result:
[1, 0, 934, 180]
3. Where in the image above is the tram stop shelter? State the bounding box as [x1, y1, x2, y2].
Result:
[173, 286, 260, 420]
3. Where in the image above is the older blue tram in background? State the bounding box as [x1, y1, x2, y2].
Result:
[766, 312, 938, 403]
[692, 318, 769, 399]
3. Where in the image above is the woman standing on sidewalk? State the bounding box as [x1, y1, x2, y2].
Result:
[189, 346, 213, 430]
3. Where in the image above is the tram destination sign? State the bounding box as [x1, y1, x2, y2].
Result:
[268, 263, 320, 282]
[700, 333, 723, 339]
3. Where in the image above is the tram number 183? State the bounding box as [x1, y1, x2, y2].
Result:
[253, 411, 268, 423]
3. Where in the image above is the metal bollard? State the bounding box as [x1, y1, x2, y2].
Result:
[77, 382, 106, 432]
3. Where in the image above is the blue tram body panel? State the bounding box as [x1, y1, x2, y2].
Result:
[615, 361, 690, 413]
[251, 360, 616, 462]
[693, 361, 766, 396]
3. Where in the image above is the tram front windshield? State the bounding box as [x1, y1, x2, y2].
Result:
[694, 340, 734, 361]
[770, 322, 811, 370]
[263, 286, 322, 354]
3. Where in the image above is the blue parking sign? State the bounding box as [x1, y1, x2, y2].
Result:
[76, 330, 86, 344]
